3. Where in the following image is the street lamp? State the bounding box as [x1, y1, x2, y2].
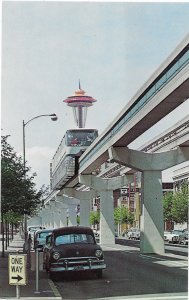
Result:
[22, 113, 58, 240]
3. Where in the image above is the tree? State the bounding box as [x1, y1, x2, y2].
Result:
[1, 135, 44, 216]
[90, 211, 100, 226]
[172, 184, 188, 224]
[162, 184, 188, 225]
[114, 207, 134, 226]
[162, 191, 174, 223]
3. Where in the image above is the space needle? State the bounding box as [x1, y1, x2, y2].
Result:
[63, 82, 97, 128]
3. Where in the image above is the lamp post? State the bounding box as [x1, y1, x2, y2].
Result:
[23, 113, 58, 241]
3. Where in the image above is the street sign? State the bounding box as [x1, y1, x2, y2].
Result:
[9, 254, 27, 285]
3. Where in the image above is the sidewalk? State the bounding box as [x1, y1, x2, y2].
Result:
[0, 233, 62, 300]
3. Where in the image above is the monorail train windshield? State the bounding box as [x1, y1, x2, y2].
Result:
[51, 129, 98, 190]
[65, 129, 98, 147]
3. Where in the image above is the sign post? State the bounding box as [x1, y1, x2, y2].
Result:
[9, 254, 27, 299]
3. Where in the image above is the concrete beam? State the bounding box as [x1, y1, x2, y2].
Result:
[108, 146, 189, 171]
[79, 174, 133, 191]
[63, 187, 98, 200]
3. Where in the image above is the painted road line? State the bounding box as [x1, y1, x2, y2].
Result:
[153, 260, 188, 268]
[90, 292, 188, 300]
[48, 279, 62, 299]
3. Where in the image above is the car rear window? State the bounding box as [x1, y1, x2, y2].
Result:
[55, 233, 95, 245]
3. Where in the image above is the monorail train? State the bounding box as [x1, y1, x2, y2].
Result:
[50, 129, 98, 190]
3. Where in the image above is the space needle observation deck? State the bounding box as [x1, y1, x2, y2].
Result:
[63, 83, 97, 128]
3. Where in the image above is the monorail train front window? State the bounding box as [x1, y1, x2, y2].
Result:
[66, 130, 98, 147]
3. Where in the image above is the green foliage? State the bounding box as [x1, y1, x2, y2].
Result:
[90, 211, 100, 226]
[3, 210, 22, 225]
[172, 184, 188, 224]
[114, 207, 134, 226]
[76, 215, 80, 225]
[163, 184, 188, 224]
[163, 192, 174, 221]
[1, 135, 46, 217]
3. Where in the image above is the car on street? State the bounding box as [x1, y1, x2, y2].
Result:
[34, 228, 53, 250]
[164, 230, 183, 243]
[164, 231, 171, 242]
[27, 225, 44, 247]
[127, 228, 140, 240]
[44, 226, 106, 279]
[93, 230, 100, 243]
[178, 230, 188, 245]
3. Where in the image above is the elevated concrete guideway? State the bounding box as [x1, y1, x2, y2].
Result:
[98, 115, 189, 178]
[30, 35, 189, 256]
[74, 34, 189, 179]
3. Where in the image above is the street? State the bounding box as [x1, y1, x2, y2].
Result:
[52, 240, 188, 299]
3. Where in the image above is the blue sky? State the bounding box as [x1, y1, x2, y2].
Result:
[2, 2, 189, 189]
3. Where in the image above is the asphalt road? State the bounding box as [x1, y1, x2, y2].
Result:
[52, 241, 188, 299]
[116, 238, 188, 257]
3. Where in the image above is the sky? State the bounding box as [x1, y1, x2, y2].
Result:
[1, 1, 189, 190]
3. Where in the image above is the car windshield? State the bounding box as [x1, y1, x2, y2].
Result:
[39, 232, 52, 238]
[172, 230, 183, 234]
[55, 233, 95, 245]
[29, 227, 41, 232]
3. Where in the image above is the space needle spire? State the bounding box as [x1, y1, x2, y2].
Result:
[63, 82, 97, 128]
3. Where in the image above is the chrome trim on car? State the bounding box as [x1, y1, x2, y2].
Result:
[50, 263, 106, 272]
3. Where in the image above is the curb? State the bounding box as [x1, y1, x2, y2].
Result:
[0, 281, 62, 300]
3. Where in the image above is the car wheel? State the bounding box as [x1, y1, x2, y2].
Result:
[183, 239, 187, 245]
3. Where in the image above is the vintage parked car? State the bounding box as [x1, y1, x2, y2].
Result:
[44, 226, 106, 278]
[178, 230, 188, 245]
[27, 225, 44, 248]
[34, 228, 53, 250]
[164, 230, 183, 243]
[127, 228, 140, 240]
[164, 231, 171, 242]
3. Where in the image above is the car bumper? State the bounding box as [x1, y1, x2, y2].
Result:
[49, 260, 106, 273]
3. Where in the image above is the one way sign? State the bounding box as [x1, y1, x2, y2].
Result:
[9, 254, 27, 285]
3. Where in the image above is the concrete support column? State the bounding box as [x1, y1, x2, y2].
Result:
[80, 199, 91, 227]
[40, 210, 46, 228]
[108, 145, 189, 254]
[27, 216, 42, 227]
[141, 170, 164, 254]
[44, 204, 51, 228]
[63, 188, 97, 227]
[49, 201, 58, 228]
[44, 211, 49, 228]
[68, 204, 77, 226]
[79, 175, 132, 245]
[60, 195, 79, 226]
[59, 208, 68, 227]
[100, 190, 115, 244]
[55, 199, 68, 227]
[49, 212, 54, 229]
